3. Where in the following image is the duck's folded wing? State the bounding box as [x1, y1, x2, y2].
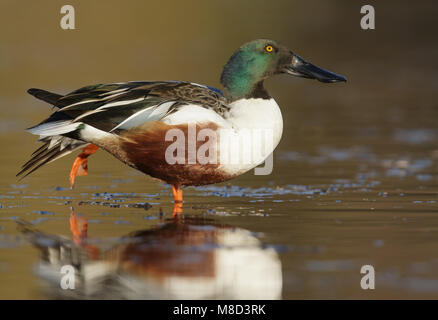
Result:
[31, 81, 228, 132]
[18, 81, 228, 178]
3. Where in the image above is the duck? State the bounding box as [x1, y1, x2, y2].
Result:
[17, 39, 346, 215]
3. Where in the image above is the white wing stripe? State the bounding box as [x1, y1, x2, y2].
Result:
[99, 88, 129, 96]
[111, 101, 176, 131]
[100, 91, 127, 100]
[73, 109, 105, 122]
[58, 91, 129, 111]
[27, 121, 82, 137]
[58, 99, 102, 110]
[110, 107, 155, 131]
[48, 135, 62, 149]
[97, 97, 144, 110]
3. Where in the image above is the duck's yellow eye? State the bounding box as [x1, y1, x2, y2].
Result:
[265, 45, 274, 53]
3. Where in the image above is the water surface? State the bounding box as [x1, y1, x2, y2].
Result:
[1, 1, 438, 299]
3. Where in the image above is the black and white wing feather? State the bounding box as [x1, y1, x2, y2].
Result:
[18, 81, 228, 178]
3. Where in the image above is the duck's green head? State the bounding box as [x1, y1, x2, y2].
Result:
[220, 39, 346, 101]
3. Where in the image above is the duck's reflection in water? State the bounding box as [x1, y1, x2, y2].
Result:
[19, 213, 282, 299]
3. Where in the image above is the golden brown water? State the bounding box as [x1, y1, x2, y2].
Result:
[1, 1, 438, 299]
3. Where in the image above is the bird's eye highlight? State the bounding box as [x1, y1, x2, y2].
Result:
[265, 45, 274, 53]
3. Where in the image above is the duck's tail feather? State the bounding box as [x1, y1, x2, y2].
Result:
[27, 88, 63, 106]
[17, 136, 88, 180]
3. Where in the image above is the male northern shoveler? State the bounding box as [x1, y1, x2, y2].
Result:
[18, 39, 346, 215]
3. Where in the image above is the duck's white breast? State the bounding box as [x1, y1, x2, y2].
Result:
[220, 98, 284, 176]
[227, 98, 283, 143]
[159, 98, 283, 180]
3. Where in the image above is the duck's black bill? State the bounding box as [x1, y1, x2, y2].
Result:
[284, 54, 346, 83]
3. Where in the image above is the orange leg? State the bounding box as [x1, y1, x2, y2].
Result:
[69, 144, 99, 188]
[171, 184, 183, 217]
[69, 209, 99, 259]
[69, 210, 88, 241]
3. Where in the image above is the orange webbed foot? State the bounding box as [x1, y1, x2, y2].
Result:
[69, 144, 98, 188]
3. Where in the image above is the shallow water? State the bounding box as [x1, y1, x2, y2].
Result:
[1, 1, 438, 299]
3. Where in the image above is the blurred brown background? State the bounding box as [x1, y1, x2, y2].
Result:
[1, 1, 437, 158]
[1, 0, 438, 299]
